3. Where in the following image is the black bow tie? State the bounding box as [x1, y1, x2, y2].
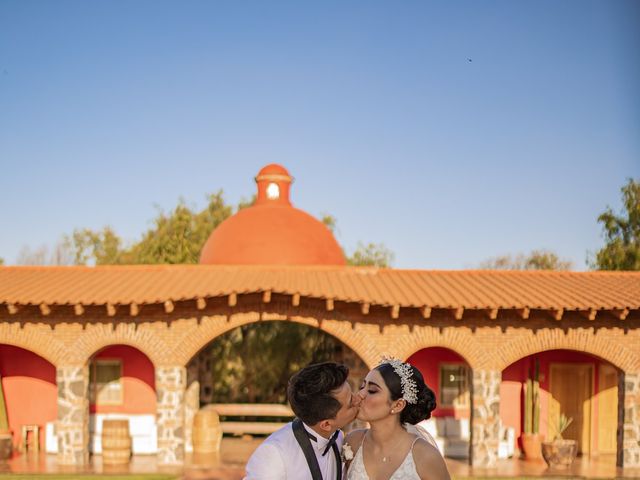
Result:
[323, 430, 340, 457]
[305, 429, 340, 456]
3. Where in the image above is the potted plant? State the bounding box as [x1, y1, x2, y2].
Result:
[520, 358, 543, 460]
[542, 413, 577, 469]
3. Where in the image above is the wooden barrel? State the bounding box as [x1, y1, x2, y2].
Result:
[192, 408, 222, 453]
[102, 419, 131, 465]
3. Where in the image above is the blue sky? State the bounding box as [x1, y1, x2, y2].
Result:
[1, 1, 638, 269]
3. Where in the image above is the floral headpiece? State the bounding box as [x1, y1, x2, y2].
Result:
[380, 357, 418, 404]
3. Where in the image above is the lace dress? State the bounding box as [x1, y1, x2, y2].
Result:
[346, 434, 421, 480]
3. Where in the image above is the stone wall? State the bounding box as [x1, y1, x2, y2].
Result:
[156, 366, 186, 465]
[56, 365, 89, 465]
[471, 369, 501, 466]
[623, 372, 640, 467]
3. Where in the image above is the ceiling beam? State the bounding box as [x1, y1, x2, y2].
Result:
[106, 303, 116, 317]
[130, 303, 139, 317]
[421, 306, 431, 319]
[613, 308, 629, 320]
[453, 307, 464, 320]
[517, 307, 530, 320]
[552, 308, 564, 321]
[488, 308, 499, 320]
[391, 304, 400, 319]
[196, 297, 206, 310]
[164, 300, 174, 314]
[39, 303, 50, 316]
[228, 293, 238, 307]
[7, 303, 18, 315]
[292, 293, 300, 307]
[579, 308, 597, 321]
[262, 291, 271, 304]
[326, 298, 334, 312]
[74, 303, 84, 316]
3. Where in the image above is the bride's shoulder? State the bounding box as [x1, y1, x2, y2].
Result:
[412, 437, 451, 480]
[344, 428, 367, 446]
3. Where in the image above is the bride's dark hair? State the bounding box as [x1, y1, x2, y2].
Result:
[375, 362, 436, 425]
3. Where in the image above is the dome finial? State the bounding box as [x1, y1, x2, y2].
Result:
[255, 164, 293, 206]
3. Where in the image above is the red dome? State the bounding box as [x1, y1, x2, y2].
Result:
[199, 165, 346, 266]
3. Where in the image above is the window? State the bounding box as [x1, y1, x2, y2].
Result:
[439, 364, 470, 408]
[90, 359, 123, 405]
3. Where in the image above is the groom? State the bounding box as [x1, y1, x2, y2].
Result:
[244, 362, 361, 480]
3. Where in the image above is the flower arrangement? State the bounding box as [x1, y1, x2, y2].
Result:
[341, 443, 354, 462]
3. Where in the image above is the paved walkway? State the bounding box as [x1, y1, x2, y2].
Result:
[2, 438, 639, 479]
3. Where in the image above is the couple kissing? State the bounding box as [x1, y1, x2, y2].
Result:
[244, 359, 451, 480]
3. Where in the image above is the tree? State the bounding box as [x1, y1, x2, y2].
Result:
[591, 178, 640, 271]
[15, 241, 74, 266]
[480, 249, 572, 271]
[58, 191, 232, 265]
[321, 215, 395, 267]
[348, 242, 395, 267]
[64, 227, 123, 265]
[0, 258, 4, 265]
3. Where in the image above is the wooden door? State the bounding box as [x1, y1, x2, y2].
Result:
[550, 364, 593, 455]
[596, 364, 618, 454]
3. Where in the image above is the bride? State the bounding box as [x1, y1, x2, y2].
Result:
[344, 359, 451, 480]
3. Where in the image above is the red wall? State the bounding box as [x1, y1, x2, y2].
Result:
[501, 349, 609, 450]
[90, 345, 156, 414]
[407, 347, 469, 418]
[0, 345, 57, 449]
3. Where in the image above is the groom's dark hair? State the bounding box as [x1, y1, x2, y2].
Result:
[287, 362, 349, 425]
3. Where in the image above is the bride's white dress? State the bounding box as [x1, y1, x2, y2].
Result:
[346, 435, 421, 480]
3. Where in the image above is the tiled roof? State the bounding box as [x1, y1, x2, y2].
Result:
[0, 265, 639, 313]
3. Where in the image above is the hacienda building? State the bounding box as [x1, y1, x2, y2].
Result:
[0, 164, 638, 470]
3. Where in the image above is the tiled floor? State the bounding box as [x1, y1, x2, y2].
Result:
[2, 439, 639, 479]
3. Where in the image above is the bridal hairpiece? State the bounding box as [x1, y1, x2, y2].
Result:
[380, 357, 418, 404]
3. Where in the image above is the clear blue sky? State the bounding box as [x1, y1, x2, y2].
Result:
[1, 1, 638, 269]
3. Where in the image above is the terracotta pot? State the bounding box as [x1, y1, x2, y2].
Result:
[521, 433, 543, 460]
[542, 440, 577, 469]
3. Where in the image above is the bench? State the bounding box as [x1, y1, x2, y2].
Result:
[207, 403, 294, 436]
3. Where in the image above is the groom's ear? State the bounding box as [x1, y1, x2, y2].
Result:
[317, 419, 333, 433]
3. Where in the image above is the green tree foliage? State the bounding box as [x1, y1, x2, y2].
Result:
[200, 322, 349, 404]
[321, 215, 395, 267]
[348, 242, 395, 267]
[62, 191, 232, 265]
[64, 227, 123, 265]
[480, 249, 572, 271]
[592, 178, 640, 271]
[0, 258, 4, 265]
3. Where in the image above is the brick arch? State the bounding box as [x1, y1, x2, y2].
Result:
[0, 323, 64, 366]
[494, 328, 640, 372]
[65, 323, 167, 367]
[173, 312, 375, 368]
[393, 327, 483, 369]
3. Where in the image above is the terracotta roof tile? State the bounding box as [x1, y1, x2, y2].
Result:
[0, 265, 639, 312]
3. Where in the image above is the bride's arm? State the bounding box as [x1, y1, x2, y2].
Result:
[413, 439, 451, 480]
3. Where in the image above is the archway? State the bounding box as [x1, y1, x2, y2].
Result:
[0, 345, 56, 452]
[406, 347, 471, 460]
[502, 349, 622, 459]
[87, 345, 156, 455]
[185, 321, 368, 451]
[188, 321, 368, 404]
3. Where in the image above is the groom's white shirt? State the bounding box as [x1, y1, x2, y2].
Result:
[244, 421, 344, 480]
